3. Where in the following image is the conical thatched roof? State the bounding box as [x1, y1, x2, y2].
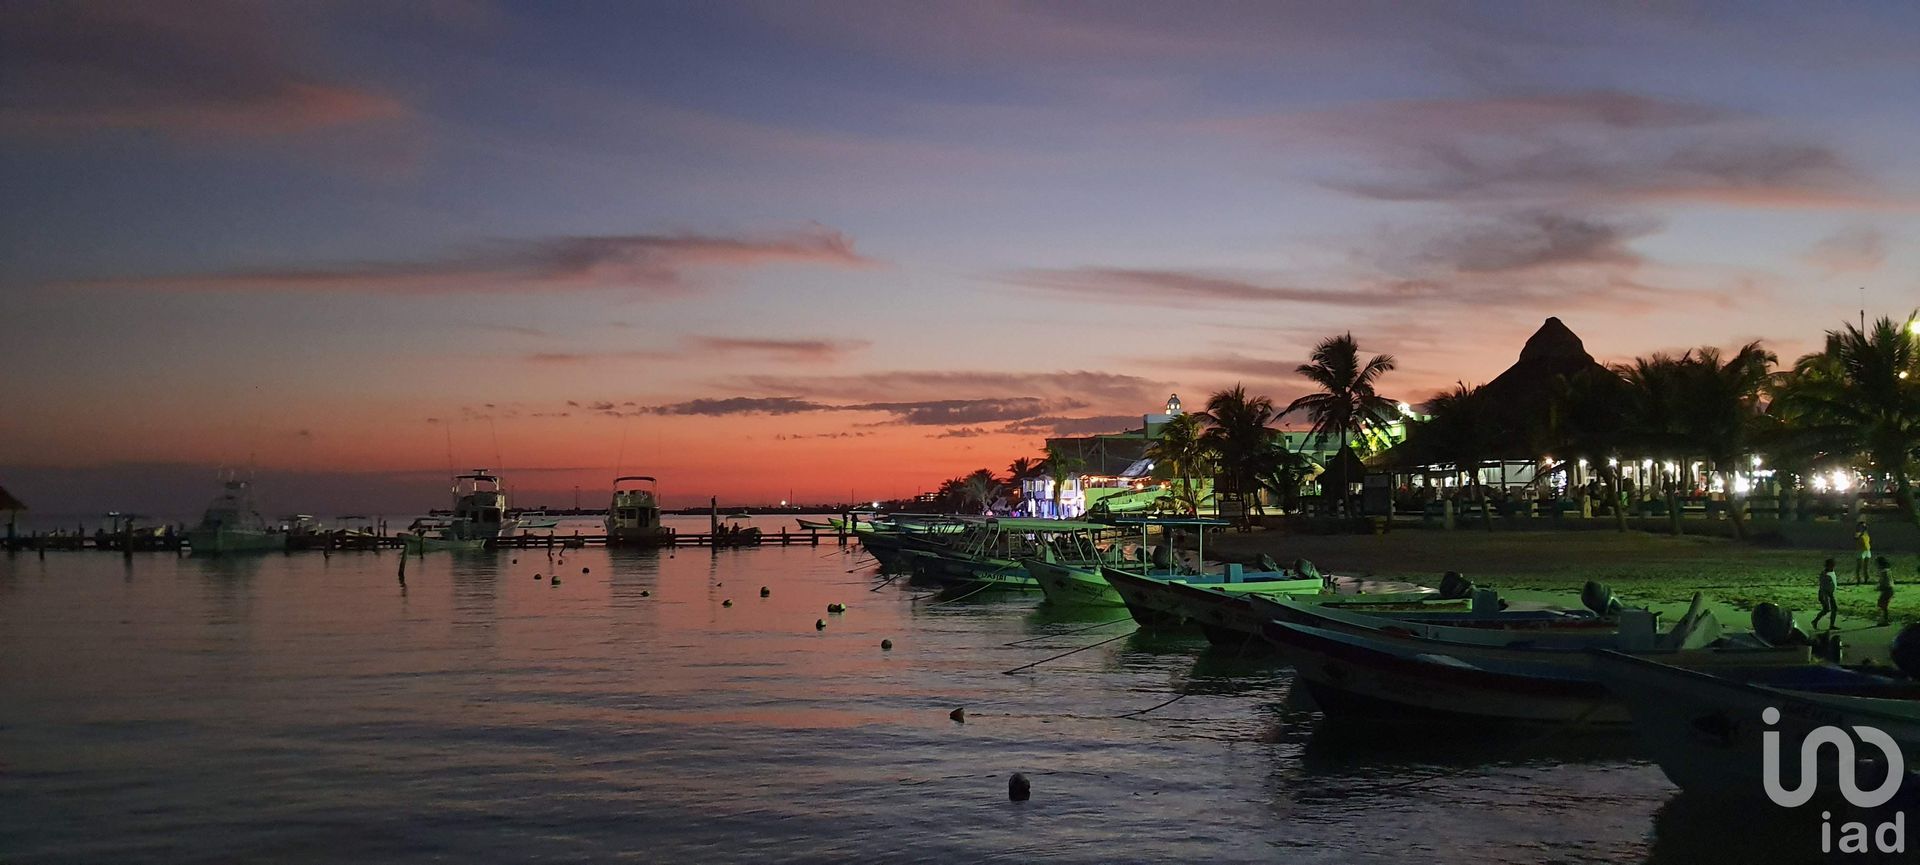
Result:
[1374, 317, 1611, 467]
[1477, 317, 1607, 414]
[0, 484, 26, 511]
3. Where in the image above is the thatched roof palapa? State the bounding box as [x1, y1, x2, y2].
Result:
[1374, 317, 1611, 469]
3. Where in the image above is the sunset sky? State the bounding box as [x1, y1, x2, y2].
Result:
[4, 1, 1918, 519]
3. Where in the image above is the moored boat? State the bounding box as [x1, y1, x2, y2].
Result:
[1260, 601, 1814, 726]
[402, 531, 487, 552]
[447, 470, 515, 541]
[187, 477, 286, 556]
[606, 476, 673, 547]
[1593, 648, 1920, 801]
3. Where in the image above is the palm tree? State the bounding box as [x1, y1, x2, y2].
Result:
[1283, 333, 1398, 514]
[1197, 384, 1279, 525]
[1147, 413, 1214, 515]
[1674, 342, 1776, 539]
[1773, 314, 1920, 526]
[1619, 352, 1694, 535]
[1551, 367, 1634, 531]
[1250, 442, 1314, 515]
[1418, 382, 1497, 530]
[1007, 457, 1040, 482]
[935, 476, 969, 513]
[961, 469, 1003, 515]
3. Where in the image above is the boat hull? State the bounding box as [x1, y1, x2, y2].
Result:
[1594, 651, 1920, 801]
[1101, 565, 1324, 629]
[1024, 559, 1124, 606]
[402, 534, 486, 552]
[187, 528, 287, 556]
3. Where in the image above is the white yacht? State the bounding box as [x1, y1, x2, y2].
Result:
[187, 477, 286, 555]
[606, 476, 672, 546]
[447, 469, 515, 541]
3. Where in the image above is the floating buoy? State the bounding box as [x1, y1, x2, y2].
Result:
[815, 619, 826, 630]
[722, 599, 733, 607]
[1008, 773, 1030, 801]
[534, 573, 542, 580]
[551, 577, 561, 586]
[512, 558, 518, 564]
[880, 639, 893, 651]
[826, 603, 846, 613]
[640, 590, 650, 597]
[582, 567, 590, 574]
[759, 586, 770, 597]
[950, 707, 966, 724]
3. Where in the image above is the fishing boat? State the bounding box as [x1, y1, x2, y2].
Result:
[795, 517, 836, 531]
[446, 469, 515, 541]
[517, 512, 562, 530]
[187, 477, 286, 555]
[900, 519, 1121, 590]
[1260, 598, 1812, 725]
[1593, 648, 1920, 802]
[606, 476, 673, 547]
[1160, 579, 1472, 648]
[402, 531, 486, 552]
[1090, 518, 1324, 626]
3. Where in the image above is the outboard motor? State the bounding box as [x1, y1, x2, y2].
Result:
[1255, 553, 1283, 573]
[1750, 602, 1799, 647]
[1293, 558, 1322, 583]
[1437, 571, 1474, 600]
[1581, 581, 1622, 617]
[1891, 623, 1920, 679]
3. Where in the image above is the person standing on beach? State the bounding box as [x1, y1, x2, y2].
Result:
[1876, 556, 1895, 627]
[1813, 557, 1840, 631]
[1854, 521, 1872, 584]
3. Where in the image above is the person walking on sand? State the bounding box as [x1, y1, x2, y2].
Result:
[1854, 521, 1872, 584]
[1813, 557, 1840, 631]
[1876, 556, 1895, 627]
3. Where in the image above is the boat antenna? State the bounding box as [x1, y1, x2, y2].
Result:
[614, 422, 629, 478]
[488, 417, 504, 475]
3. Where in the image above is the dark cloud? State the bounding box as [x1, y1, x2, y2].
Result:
[1010, 268, 1391, 307]
[1804, 225, 1888, 274]
[1408, 211, 1654, 274]
[691, 337, 869, 362]
[931, 427, 991, 439]
[1287, 91, 1875, 208]
[0, 2, 404, 137]
[642, 396, 834, 416]
[1000, 415, 1145, 436]
[852, 397, 1084, 425]
[728, 369, 1162, 404]
[62, 228, 876, 295]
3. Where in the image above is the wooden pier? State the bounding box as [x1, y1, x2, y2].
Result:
[3, 527, 855, 553]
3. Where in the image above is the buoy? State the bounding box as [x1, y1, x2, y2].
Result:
[880, 639, 893, 651]
[1008, 773, 1030, 801]
[534, 573, 542, 580]
[815, 619, 826, 630]
[512, 558, 518, 564]
[827, 603, 846, 613]
[582, 567, 590, 574]
[760, 586, 770, 597]
[722, 599, 732, 607]
[640, 590, 650, 597]
[551, 576, 560, 585]
[950, 707, 966, 724]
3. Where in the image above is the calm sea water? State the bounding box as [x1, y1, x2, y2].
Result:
[0, 516, 1800, 863]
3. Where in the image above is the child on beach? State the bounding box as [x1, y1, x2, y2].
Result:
[1813, 557, 1839, 631]
[1876, 556, 1894, 627]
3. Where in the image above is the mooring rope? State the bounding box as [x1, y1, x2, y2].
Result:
[1002, 630, 1136, 675]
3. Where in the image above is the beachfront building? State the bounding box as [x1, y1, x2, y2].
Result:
[1019, 394, 1424, 518]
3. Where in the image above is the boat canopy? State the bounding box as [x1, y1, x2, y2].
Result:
[613, 475, 657, 484]
[987, 518, 1110, 532]
[1112, 516, 1234, 528]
